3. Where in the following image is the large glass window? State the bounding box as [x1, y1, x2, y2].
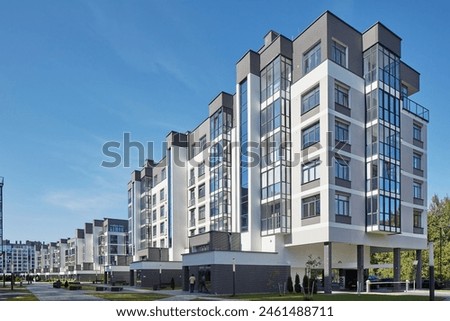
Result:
[301, 85, 320, 114]
[302, 195, 320, 219]
[331, 41, 346, 67]
[160, 205, 165, 218]
[335, 194, 350, 216]
[335, 158, 349, 180]
[160, 188, 165, 201]
[302, 123, 320, 148]
[261, 99, 281, 135]
[199, 135, 207, 152]
[304, 43, 321, 74]
[302, 159, 320, 183]
[240, 79, 249, 232]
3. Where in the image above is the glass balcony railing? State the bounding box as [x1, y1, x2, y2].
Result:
[402, 97, 429, 122]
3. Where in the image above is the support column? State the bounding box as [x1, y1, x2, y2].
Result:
[357, 245, 364, 292]
[393, 248, 401, 291]
[416, 250, 422, 289]
[324, 242, 332, 294]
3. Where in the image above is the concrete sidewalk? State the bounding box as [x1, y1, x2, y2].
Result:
[26, 282, 106, 301]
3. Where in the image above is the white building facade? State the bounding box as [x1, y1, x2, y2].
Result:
[128, 11, 429, 293]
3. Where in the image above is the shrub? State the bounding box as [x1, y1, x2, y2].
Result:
[294, 273, 302, 293]
[287, 276, 293, 293]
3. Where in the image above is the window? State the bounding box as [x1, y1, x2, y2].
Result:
[160, 205, 165, 217]
[335, 120, 349, 143]
[198, 183, 206, 198]
[198, 162, 205, 177]
[302, 122, 320, 148]
[152, 194, 156, 205]
[152, 225, 157, 237]
[153, 175, 158, 186]
[335, 194, 350, 216]
[161, 168, 166, 180]
[413, 123, 422, 141]
[413, 153, 422, 170]
[160, 222, 165, 234]
[301, 85, 320, 114]
[335, 83, 349, 107]
[304, 43, 321, 74]
[160, 239, 165, 248]
[199, 227, 206, 234]
[199, 206, 206, 220]
[302, 195, 320, 219]
[199, 135, 207, 151]
[335, 158, 349, 180]
[160, 188, 165, 201]
[413, 182, 422, 199]
[302, 159, 320, 183]
[189, 168, 195, 185]
[413, 210, 422, 228]
[331, 40, 346, 67]
[152, 210, 157, 221]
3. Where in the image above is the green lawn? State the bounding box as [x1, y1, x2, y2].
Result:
[0, 286, 38, 301]
[223, 292, 440, 301]
[90, 292, 171, 301]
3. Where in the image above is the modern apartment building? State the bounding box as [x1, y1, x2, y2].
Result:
[0, 240, 36, 274]
[127, 11, 429, 294]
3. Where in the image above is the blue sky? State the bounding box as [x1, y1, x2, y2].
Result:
[0, 0, 449, 243]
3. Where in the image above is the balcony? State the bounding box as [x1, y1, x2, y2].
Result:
[402, 97, 429, 122]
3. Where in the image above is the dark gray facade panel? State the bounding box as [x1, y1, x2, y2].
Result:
[186, 264, 290, 294]
[208, 92, 234, 116]
[137, 269, 183, 288]
[335, 215, 352, 225]
[362, 23, 401, 56]
[335, 178, 351, 189]
[260, 36, 293, 70]
[236, 51, 260, 84]
[85, 223, 93, 234]
[292, 14, 328, 82]
[326, 13, 363, 76]
[400, 61, 420, 95]
[335, 103, 351, 117]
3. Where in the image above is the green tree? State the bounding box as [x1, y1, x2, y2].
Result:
[370, 195, 450, 281]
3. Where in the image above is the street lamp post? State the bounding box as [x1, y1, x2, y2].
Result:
[232, 258, 236, 296]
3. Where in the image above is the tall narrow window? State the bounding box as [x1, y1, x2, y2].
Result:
[413, 210, 422, 228]
[335, 83, 349, 107]
[335, 158, 350, 180]
[303, 43, 321, 74]
[335, 120, 349, 143]
[413, 153, 422, 170]
[413, 181, 422, 199]
[331, 40, 347, 67]
[335, 194, 350, 216]
[413, 123, 422, 141]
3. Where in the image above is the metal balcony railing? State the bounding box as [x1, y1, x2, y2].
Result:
[402, 97, 429, 122]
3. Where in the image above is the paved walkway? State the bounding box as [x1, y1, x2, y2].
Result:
[26, 282, 106, 301]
